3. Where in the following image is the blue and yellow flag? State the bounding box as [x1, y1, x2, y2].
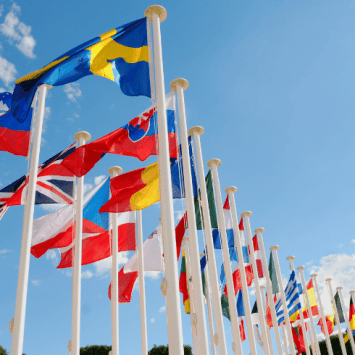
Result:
[12, 18, 150, 122]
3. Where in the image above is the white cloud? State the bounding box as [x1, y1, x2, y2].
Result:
[0, 5, 4, 17]
[159, 306, 166, 313]
[31, 280, 40, 286]
[64, 83, 82, 102]
[0, 249, 10, 254]
[351, 240, 355, 244]
[0, 55, 17, 87]
[45, 250, 58, 265]
[93, 253, 129, 276]
[82, 270, 94, 279]
[67, 113, 79, 122]
[83, 182, 93, 195]
[0, 3, 36, 58]
[145, 271, 162, 280]
[94, 175, 106, 186]
[150, 318, 156, 323]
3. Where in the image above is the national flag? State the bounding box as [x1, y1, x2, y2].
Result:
[11, 18, 150, 122]
[291, 325, 306, 354]
[344, 298, 355, 343]
[251, 301, 264, 348]
[252, 234, 264, 278]
[266, 293, 277, 327]
[200, 250, 207, 274]
[0, 92, 32, 156]
[179, 246, 190, 314]
[334, 291, 346, 323]
[301, 279, 319, 319]
[62, 93, 178, 178]
[317, 288, 335, 336]
[269, 251, 279, 294]
[175, 211, 188, 261]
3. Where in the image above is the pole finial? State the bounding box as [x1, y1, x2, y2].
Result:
[225, 186, 237, 194]
[240, 211, 252, 218]
[182, 236, 189, 242]
[255, 227, 265, 234]
[260, 285, 266, 289]
[325, 278, 332, 282]
[74, 131, 91, 143]
[297, 266, 305, 270]
[286, 256, 296, 261]
[108, 166, 123, 177]
[270, 245, 279, 251]
[336, 286, 343, 290]
[188, 126, 204, 136]
[207, 158, 221, 168]
[311, 273, 318, 277]
[144, 5, 167, 22]
[170, 78, 189, 92]
[350, 291, 355, 295]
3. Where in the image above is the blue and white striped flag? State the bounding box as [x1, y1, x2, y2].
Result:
[275, 270, 302, 324]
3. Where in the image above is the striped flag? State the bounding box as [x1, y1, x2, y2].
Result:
[268, 251, 279, 294]
[334, 291, 345, 323]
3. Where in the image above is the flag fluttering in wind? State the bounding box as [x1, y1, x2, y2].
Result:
[291, 325, 306, 354]
[268, 251, 279, 294]
[251, 301, 264, 348]
[11, 18, 151, 122]
[0, 92, 32, 156]
[344, 297, 355, 343]
[334, 291, 346, 323]
[62, 93, 178, 178]
[179, 246, 190, 314]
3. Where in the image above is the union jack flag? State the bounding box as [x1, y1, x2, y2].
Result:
[0, 143, 77, 220]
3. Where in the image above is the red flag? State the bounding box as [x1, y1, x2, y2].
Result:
[292, 325, 306, 354]
[252, 234, 264, 278]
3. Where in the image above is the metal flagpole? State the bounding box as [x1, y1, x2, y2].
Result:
[255, 228, 283, 355]
[242, 213, 270, 355]
[286, 257, 311, 355]
[184, 238, 199, 355]
[188, 126, 228, 355]
[226, 188, 258, 355]
[171, 78, 209, 355]
[108, 166, 123, 355]
[71, 131, 91, 355]
[337, 287, 355, 354]
[270, 245, 296, 355]
[10, 84, 49, 355]
[326, 279, 346, 355]
[297, 266, 321, 355]
[311, 274, 333, 355]
[144, 7, 184, 355]
[260, 285, 274, 354]
[207, 158, 243, 355]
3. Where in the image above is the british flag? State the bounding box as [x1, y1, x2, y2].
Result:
[0, 143, 77, 220]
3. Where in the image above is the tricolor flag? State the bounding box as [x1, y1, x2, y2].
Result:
[0, 92, 32, 156]
[252, 234, 264, 278]
[12, 18, 151, 122]
[334, 291, 346, 323]
[344, 297, 355, 343]
[62, 93, 178, 178]
[179, 246, 190, 314]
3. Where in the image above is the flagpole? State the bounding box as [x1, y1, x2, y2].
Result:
[71, 131, 91, 355]
[144, 7, 184, 355]
[207, 158, 243, 355]
[242, 213, 270, 355]
[311, 274, 333, 355]
[337, 287, 355, 354]
[280, 322, 289, 354]
[171, 78, 210, 355]
[325, 279, 346, 355]
[108, 166, 123, 355]
[254, 228, 283, 355]
[184, 238, 200, 355]
[10, 84, 49, 355]
[270, 245, 297, 355]
[260, 285, 274, 354]
[286, 256, 311, 355]
[226, 188, 257, 355]
[297, 266, 321, 355]
[188, 126, 228, 355]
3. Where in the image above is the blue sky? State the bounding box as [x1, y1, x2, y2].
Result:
[0, 0, 355, 354]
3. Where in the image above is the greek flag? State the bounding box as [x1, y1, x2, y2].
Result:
[275, 270, 302, 324]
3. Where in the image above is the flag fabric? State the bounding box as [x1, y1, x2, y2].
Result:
[62, 93, 178, 178]
[317, 288, 335, 336]
[334, 291, 346, 323]
[252, 234, 264, 278]
[251, 301, 264, 348]
[237, 290, 245, 317]
[11, 18, 150, 122]
[175, 211, 188, 261]
[0, 92, 32, 156]
[269, 251, 279, 294]
[318, 316, 335, 337]
[266, 293, 278, 327]
[344, 298, 355, 342]
[292, 325, 306, 354]
[300, 279, 319, 319]
[200, 250, 207, 274]
[179, 246, 190, 314]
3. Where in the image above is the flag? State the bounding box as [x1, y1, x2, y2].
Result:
[0, 143, 76, 220]
[252, 234, 264, 278]
[344, 298, 355, 342]
[200, 250, 207, 274]
[0, 92, 32, 156]
[266, 293, 277, 327]
[251, 301, 264, 348]
[237, 290, 245, 317]
[334, 291, 346, 323]
[292, 325, 306, 354]
[301, 279, 319, 319]
[269, 251, 279, 294]
[12, 18, 150, 122]
[175, 211, 188, 261]
[179, 246, 190, 314]
[318, 316, 335, 337]
[317, 288, 335, 336]
[62, 93, 178, 178]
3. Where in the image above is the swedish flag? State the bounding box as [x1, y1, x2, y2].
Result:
[12, 18, 150, 122]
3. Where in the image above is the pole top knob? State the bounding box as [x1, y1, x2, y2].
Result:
[170, 78, 189, 92]
[183, 237, 189, 242]
[159, 217, 162, 222]
[311, 273, 318, 277]
[108, 166, 123, 177]
[255, 227, 265, 234]
[350, 291, 355, 295]
[286, 256, 296, 261]
[207, 158, 221, 168]
[200, 253, 205, 258]
[188, 126, 204, 136]
[74, 131, 91, 143]
[297, 266, 305, 270]
[270, 245, 279, 251]
[325, 278, 332, 282]
[336, 286, 343, 291]
[225, 186, 238, 194]
[241, 211, 252, 218]
[260, 285, 266, 289]
[145, 5, 167, 22]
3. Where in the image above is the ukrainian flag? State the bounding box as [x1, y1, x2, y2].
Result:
[12, 18, 150, 122]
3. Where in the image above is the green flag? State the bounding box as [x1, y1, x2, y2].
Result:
[334, 291, 345, 323]
[269, 251, 279, 294]
[195, 171, 218, 230]
[221, 294, 230, 321]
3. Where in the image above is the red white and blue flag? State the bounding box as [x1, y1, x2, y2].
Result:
[62, 92, 178, 178]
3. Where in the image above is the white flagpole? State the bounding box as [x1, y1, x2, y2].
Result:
[207, 159, 243, 355]
[311, 274, 333, 355]
[286, 256, 311, 355]
[11, 84, 49, 355]
[203, 261, 217, 355]
[260, 285, 274, 354]
[71, 131, 91, 355]
[337, 287, 355, 354]
[280, 322, 289, 355]
[188, 126, 228, 355]
[297, 266, 321, 355]
[326, 279, 346, 355]
[108, 166, 123, 355]
[242, 213, 270, 355]
[270, 245, 297, 355]
[144, 7, 184, 355]
[255, 228, 283, 355]
[184, 238, 199, 355]
[170, 78, 210, 355]
[226, 188, 258, 355]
